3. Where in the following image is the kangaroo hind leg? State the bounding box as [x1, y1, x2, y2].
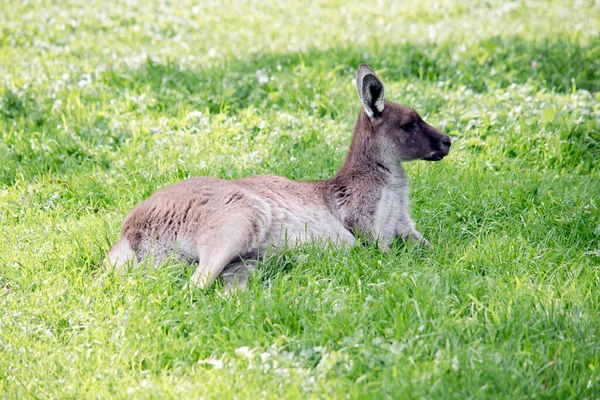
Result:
[190, 213, 266, 289]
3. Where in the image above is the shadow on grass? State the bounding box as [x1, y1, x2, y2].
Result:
[1, 35, 598, 186]
[97, 35, 599, 115]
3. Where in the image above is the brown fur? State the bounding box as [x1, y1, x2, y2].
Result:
[106, 64, 451, 289]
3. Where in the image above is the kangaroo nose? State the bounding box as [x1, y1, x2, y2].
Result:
[442, 137, 452, 147]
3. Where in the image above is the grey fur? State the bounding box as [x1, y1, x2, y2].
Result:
[106, 64, 451, 289]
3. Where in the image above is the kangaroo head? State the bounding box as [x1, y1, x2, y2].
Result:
[356, 64, 451, 162]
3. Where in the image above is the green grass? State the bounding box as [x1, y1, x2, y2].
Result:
[1, 0, 599, 398]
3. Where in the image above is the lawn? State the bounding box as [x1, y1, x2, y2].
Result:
[1, 0, 599, 398]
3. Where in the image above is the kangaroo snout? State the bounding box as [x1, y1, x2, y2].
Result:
[441, 136, 452, 149]
[422, 128, 451, 161]
[439, 134, 452, 156]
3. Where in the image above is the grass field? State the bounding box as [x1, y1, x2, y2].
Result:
[1, 0, 599, 398]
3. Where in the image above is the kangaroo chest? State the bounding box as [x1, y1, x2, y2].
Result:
[371, 172, 408, 240]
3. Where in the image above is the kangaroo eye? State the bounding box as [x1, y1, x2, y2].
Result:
[402, 122, 416, 131]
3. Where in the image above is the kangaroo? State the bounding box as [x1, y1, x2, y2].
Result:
[106, 64, 451, 289]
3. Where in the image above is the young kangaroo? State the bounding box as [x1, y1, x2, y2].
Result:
[106, 64, 451, 289]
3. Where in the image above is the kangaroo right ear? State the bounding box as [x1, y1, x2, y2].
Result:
[356, 64, 385, 119]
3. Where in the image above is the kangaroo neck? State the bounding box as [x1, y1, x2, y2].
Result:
[333, 109, 404, 182]
[324, 109, 406, 220]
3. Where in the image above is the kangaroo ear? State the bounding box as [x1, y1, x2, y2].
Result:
[356, 64, 385, 118]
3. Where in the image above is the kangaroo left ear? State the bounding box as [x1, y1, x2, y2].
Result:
[356, 64, 385, 119]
